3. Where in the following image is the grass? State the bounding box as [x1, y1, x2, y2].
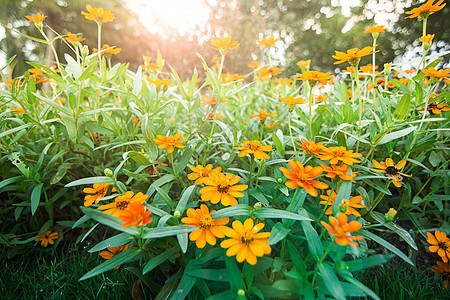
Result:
[358, 259, 450, 300]
[0, 244, 140, 299]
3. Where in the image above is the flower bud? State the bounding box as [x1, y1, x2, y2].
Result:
[81, 45, 89, 58]
[104, 168, 113, 177]
[125, 80, 133, 92]
[385, 208, 397, 222]
[170, 118, 175, 129]
[339, 199, 349, 214]
[142, 153, 151, 161]
[277, 178, 283, 184]
[174, 210, 181, 219]
[35, 22, 43, 31]
[383, 63, 392, 76]
[237, 289, 245, 296]
[254, 202, 262, 210]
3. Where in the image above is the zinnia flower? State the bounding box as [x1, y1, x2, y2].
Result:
[64, 32, 85, 44]
[320, 164, 357, 181]
[81, 4, 115, 24]
[279, 96, 307, 106]
[257, 36, 279, 48]
[295, 70, 333, 86]
[206, 112, 226, 120]
[422, 67, 450, 81]
[35, 230, 58, 247]
[421, 100, 450, 115]
[295, 139, 325, 155]
[93, 44, 121, 55]
[405, 0, 446, 19]
[250, 109, 276, 121]
[297, 59, 311, 68]
[317, 146, 362, 165]
[234, 140, 273, 160]
[100, 243, 132, 269]
[279, 161, 329, 197]
[258, 66, 285, 80]
[83, 182, 116, 207]
[420, 34, 435, 44]
[427, 230, 450, 262]
[181, 204, 229, 248]
[369, 158, 410, 188]
[364, 25, 386, 34]
[188, 164, 222, 185]
[432, 261, 450, 289]
[153, 133, 188, 153]
[321, 213, 363, 246]
[118, 202, 152, 228]
[319, 190, 365, 216]
[332, 46, 378, 66]
[247, 60, 261, 68]
[220, 218, 271, 265]
[199, 173, 248, 206]
[211, 36, 239, 53]
[9, 106, 25, 114]
[25, 13, 47, 25]
[98, 191, 147, 217]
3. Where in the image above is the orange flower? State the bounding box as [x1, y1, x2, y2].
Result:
[427, 230, 450, 262]
[211, 36, 239, 53]
[257, 36, 280, 48]
[9, 106, 25, 114]
[220, 73, 246, 84]
[247, 60, 261, 68]
[220, 218, 271, 265]
[315, 95, 328, 103]
[319, 190, 365, 217]
[274, 78, 293, 87]
[25, 13, 47, 23]
[295, 70, 333, 86]
[364, 25, 386, 38]
[264, 123, 277, 130]
[258, 66, 285, 80]
[100, 243, 132, 269]
[279, 161, 328, 197]
[422, 100, 450, 115]
[320, 164, 357, 181]
[279, 96, 307, 105]
[432, 261, 450, 289]
[296, 59, 311, 68]
[64, 32, 85, 44]
[405, 0, 446, 19]
[83, 182, 116, 207]
[98, 191, 147, 217]
[234, 140, 273, 160]
[118, 202, 152, 228]
[332, 46, 378, 66]
[206, 112, 226, 120]
[200, 95, 228, 107]
[321, 213, 363, 246]
[422, 67, 450, 81]
[420, 34, 435, 43]
[369, 158, 409, 188]
[93, 44, 121, 55]
[199, 173, 248, 206]
[295, 139, 325, 156]
[35, 230, 58, 247]
[81, 4, 115, 24]
[181, 204, 229, 248]
[317, 146, 362, 165]
[153, 133, 188, 153]
[147, 78, 170, 88]
[250, 109, 276, 121]
[188, 164, 222, 185]
[359, 64, 379, 76]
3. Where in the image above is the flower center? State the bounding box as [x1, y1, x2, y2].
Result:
[385, 166, 399, 176]
[166, 137, 176, 145]
[249, 141, 261, 151]
[297, 171, 311, 182]
[199, 215, 213, 229]
[332, 148, 346, 158]
[217, 181, 230, 194]
[116, 200, 129, 210]
[240, 232, 254, 245]
[96, 186, 107, 196]
[438, 242, 448, 251]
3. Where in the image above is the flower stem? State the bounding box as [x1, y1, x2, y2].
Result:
[288, 113, 298, 161]
[355, 67, 363, 152]
[97, 23, 102, 75]
[248, 155, 255, 188]
[308, 84, 314, 141]
[372, 37, 377, 97]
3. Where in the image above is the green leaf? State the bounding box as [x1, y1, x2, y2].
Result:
[175, 147, 194, 174]
[0, 176, 24, 190]
[132, 66, 143, 96]
[186, 269, 229, 281]
[175, 185, 196, 214]
[155, 186, 175, 210]
[253, 208, 312, 221]
[31, 183, 43, 216]
[84, 122, 115, 135]
[124, 151, 151, 165]
[288, 241, 307, 274]
[360, 230, 414, 265]
[393, 93, 411, 120]
[141, 225, 196, 239]
[378, 126, 416, 145]
[362, 179, 392, 196]
[146, 174, 176, 196]
[0, 124, 32, 139]
[143, 246, 180, 274]
[340, 271, 381, 300]
[370, 211, 417, 250]
[80, 247, 141, 281]
[225, 256, 245, 291]
[177, 232, 189, 253]
[318, 262, 345, 300]
[80, 207, 138, 235]
[89, 233, 133, 253]
[268, 222, 291, 245]
[210, 204, 252, 219]
[79, 62, 98, 82]
[301, 220, 323, 260]
[344, 254, 394, 272]
[169, 65, 188, 99]
[65, 176, 113, 187]
[332, 172, 352, 215]
[50, 163, 72, 184]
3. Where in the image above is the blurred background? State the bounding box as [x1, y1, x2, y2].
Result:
[0, 0, 448, 79]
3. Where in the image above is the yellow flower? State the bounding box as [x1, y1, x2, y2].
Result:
[257, 36, 280, 48]
[199, 173, 248, 206]
[147, 78, 170, 88]
[100, 243, 132, 269]
[296, 59, 311, 68]
[427, 230, 450, 262]
[25, 13, 47, 24]
[279, 161, 328, 197]
[35, 230, 58, 247]
[295, 70, 334, 86]
[279, 96, 307, 105]
[234, 140, 273, 160]
[83, 182, 116, 207]
[64, 32, 85, 44]
[188, 164, 222, 185]
[220, 218, 271, 265]
[181, 204, 229, 248]
[422, 67, 450, 81]
[420, 34, 435, 43]
[317, 146, 362, 165]
[258, 66, 285, 80]
[250, 109, 276, 121]
[421, 100, 450, 115]
[321, 213, 363, 246]
[364, 25, 386, 38]
[211, 36, 239, 53]
[319, 190, 365, 216]
[247, 60, 261, 68]
[405, 0, 446, 19]
[332, 46, 378, 66]
[9, 106, 25, 114]
[98, 191, 147, 217]
[153, 133, 188, 153]
[93, 44, 121, 55]
[369, 158, 410, 188]
[81, 4, 115, 24]
[206, 112, 226, 120]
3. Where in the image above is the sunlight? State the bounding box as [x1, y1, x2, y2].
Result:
[125, 0, 210, 38]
